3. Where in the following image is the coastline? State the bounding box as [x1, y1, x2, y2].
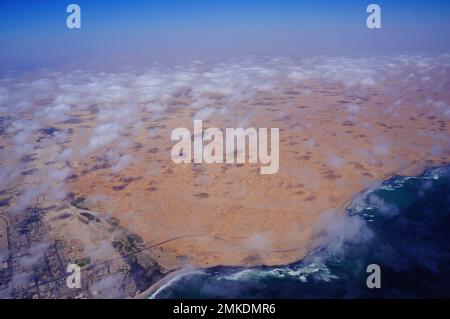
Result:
[1, 54, 449, 298]
[134, 267, 201, 299]
[136, 164, 450, 299]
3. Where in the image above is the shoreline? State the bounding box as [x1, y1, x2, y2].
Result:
[134, 267, 201, 299]
[135, 163, 450, 299]
[1, 54, 449, 298]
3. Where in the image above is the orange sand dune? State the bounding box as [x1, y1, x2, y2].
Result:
[65, 76, 450, 270]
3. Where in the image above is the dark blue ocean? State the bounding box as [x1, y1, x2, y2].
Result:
[153, 166, 450, 299]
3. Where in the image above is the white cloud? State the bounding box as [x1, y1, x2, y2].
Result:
[111, 154, 133, 173]
[326, 154, 347, 169]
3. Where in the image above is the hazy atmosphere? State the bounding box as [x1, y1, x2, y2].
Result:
[0, 0, 449, 301]
[1, 0, 450, 70]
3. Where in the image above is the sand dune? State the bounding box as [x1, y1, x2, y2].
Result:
[1, 54, 449, 274]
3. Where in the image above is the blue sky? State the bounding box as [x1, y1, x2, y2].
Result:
[1, 0, 450, 69]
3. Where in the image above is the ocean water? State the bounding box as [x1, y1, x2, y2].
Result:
[153, 166, 450, 299]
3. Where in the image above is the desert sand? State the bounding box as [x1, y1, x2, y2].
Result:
[65, 67, 450, 270]
[1, 55, 449, 278]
